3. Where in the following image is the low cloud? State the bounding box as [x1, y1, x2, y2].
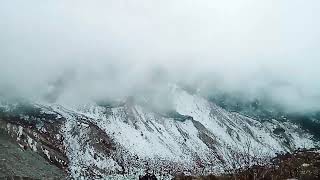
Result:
[0, 0, 319, 112]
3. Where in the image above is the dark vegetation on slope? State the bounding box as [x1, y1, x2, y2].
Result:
[172, 148, 320, 180]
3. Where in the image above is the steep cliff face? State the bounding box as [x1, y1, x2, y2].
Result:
[0, 87, 318, 179]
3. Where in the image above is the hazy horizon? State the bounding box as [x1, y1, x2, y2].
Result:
[1, 0, 320, 113]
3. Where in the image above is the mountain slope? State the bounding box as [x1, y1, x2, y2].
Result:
[0, 87, 318, 179]
[0, 128, 66, 179]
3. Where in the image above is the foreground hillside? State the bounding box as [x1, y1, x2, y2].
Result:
[174, 148, 320, 180]
[0, 129, 65, 179]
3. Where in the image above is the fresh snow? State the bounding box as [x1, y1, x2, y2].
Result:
[16, 87, 317, 179]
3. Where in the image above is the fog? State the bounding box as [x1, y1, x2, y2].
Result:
[0, 0, 320, 112]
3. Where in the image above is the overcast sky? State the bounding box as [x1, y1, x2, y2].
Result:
[0, 0, 320, 112]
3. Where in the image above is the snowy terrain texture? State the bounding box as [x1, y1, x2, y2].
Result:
[0, 86, 318, 179]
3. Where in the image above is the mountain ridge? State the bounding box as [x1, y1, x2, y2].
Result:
[0, 86, 318, 179]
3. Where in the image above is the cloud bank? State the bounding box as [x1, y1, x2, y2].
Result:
[0, 0, 320, 112]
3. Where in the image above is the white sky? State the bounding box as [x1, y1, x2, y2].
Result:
[0, 0, 319, 112]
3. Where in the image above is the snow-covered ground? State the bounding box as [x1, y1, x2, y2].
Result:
[0, 87, 318, 179]
[51, 87, 317, 178]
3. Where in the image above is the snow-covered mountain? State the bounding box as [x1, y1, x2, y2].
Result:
[0, 86, 318, 179]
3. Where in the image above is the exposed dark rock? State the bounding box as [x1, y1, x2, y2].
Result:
[139, 173, 158, 180]
[0, 128, 66, 179]
[273, 127, 286, 135]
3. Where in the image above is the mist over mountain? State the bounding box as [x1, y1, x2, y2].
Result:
[1, 0, 320, 113]
[1, 2, 320, 179]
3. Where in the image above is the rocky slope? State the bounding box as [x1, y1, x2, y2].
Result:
[0, 128, 65, 179]
[174, 148, 320, 180]
[0, 87, 318, 179]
